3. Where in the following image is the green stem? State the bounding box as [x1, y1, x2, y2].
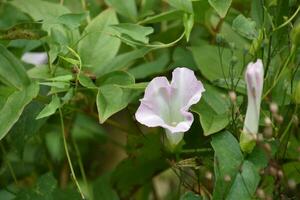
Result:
[273, 5, 300, 32]
[262, 47, 296, 99]
[72, 139, 92, 200]
[0, 143, 18, 185]
[58, 106, 85, 199]
[181, 148, 212, 154]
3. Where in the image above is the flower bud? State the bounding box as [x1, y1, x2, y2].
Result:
[240, 59, 264, 153]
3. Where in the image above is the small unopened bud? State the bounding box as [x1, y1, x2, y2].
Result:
[288, 179, 296, 189]
[264, 117, 272, 126]
[205, 171, 213, 180]
[292, 115, 299, 125]
[263, 143, 272, 153]
[256, 133, 264, 142]
[274, 115, 283, 124]
[269, 166, 277, 177]
[270, 102, 278, 114]
[277, 170, 284, 179]
[263, 127, 273, 139]
[256, 188, 265, 199]
[229, 91, 237, 102]
[224, 175, 231, 182]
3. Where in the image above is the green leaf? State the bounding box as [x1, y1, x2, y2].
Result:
[96, 70, 139, 123]
[72, 113, 107, 141]
[129, 49, 170, 79]
[36, 95, 60, 119]
[104, 0, 137, 21]
[112, 133, 167, 198]
[111, 23, 154, 44]
[190, 45, 243, 82]
[78, 9, 120, 71]
[40, 82, 70, 89]
[78, 74, 97, 89]
[93, 173, 119, 200]
[97, 71, 135, 86]
[211, 131, 243, 200]
[180, 191, 202, 200]
[96, 85, 140, 123]
[10, 0, 70, 21]
[167, 0, 193, 13]
[47, 75, 73, 82]
[226, 161, 260, 200]
[0, 82, 39, 140]
[95, 47, 152, 76]
[208, 0, 232, 18]
[191, 84, 230, 135]
[232, 14, 258, 40]
[57, 12, 88, 29]
[0, 44, 30, 89]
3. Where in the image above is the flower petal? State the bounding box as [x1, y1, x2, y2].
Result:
[171, 67, 205, 110]
[21, 52, 48, 65]
[135, 67, 205, 135]
[135, 77, 171, 128]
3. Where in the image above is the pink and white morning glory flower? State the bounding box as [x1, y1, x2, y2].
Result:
[135, 67, 205, 148]
[240, 59, 264, 152]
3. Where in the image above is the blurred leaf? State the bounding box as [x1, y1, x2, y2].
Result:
[167, 0, 193, 13]
[208, 0, 232, 18]
[10, 0, 70, 21]
[226, 161, 260, 199]
[95, 47, 152, 76]
[232, 14, 258, 40]
[72, 113, 107, 141]
[0, 44, 30, 89]
[8, 99, 46, 154]
[97, 71, 135, 86]
[111, 23, 154, 44]
[57, 12, 88, 29]
[129, 49, 170, 79]
[14, 173, 81, 200]
[36, 95, 60, 119]
[0, 82, 39, 140]
[47, 75, 73, 82]
[211, 131, 243, 200]
[40, 82, 70, 89]
[14, 173, 57, 200]
[45, 131, 64, 162]
[0, 3, 31, 29]
[0, 23, 47, 40]
[283, 162, 300, 184]
[190, 45, 243, 82]
[172, 47, 197, 70]
[112, 133, 167, 198]
[93, 173, 119, 200]
[104, 0, 137, 21]
[78, 9, 120, 71]
[180, 191, 202, 200]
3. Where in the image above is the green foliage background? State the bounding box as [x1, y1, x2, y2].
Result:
[0, 0, 300, 199]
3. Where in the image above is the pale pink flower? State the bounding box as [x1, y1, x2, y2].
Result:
[135, 67, 205, 147]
